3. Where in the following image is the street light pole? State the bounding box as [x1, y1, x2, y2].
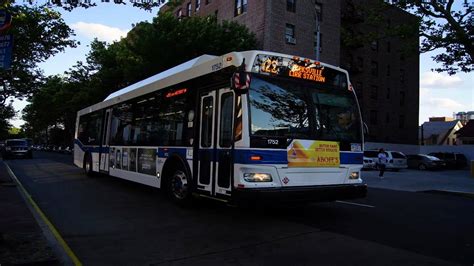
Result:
[314, 1, 321, 61]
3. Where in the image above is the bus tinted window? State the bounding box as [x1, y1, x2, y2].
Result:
[219, 92, 234, 147]
[249, 74, 360, 143]
[201, 96, 214, 147]
[78, 111, 102, 145]
[109, 90, 189, 147]
[110, 103, 134, 145]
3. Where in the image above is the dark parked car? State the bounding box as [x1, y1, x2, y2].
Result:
[407, 154, 446, 170]
[428, 152, 467, 169]
[2, 139, 33, 159]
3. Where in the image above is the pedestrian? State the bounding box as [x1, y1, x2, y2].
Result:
[378, 148, 387, 179]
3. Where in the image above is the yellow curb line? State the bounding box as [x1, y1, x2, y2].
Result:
[4, 162, 82, 266]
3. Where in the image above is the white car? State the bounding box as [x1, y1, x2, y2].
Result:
[363, 156, 377, 169]
[363, 150, 408, 171]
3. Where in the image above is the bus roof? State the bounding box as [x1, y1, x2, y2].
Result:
[104, 54, 217, 101]
[78, 50, 349, 116]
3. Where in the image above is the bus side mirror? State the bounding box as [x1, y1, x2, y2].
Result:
[363, 122, 369, 135]
[231, 71, 251, 95]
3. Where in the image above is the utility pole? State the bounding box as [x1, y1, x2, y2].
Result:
[314, 1, 321, 61]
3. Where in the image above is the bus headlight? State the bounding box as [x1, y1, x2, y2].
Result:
[349, 171, 359, 179]
[243, 173, 273, 182]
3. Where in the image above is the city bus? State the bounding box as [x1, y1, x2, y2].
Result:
[74, 50, 367, 204]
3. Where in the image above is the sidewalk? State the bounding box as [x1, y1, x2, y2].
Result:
[362, 168, 474, 195]
[0, 161, 59, 265]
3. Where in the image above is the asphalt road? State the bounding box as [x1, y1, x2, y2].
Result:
[5, 151, 474, 265]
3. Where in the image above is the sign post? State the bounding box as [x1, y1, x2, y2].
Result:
[0, 33, 12, 69]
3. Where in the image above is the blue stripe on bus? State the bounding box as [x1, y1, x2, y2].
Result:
[74, 138, 363, 165]
[233, 149, 363, 165]
[74, 139, 109, 153]
[157, 147, 187, 158]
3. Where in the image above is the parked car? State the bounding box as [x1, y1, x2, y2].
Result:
[363, 156, 377, 169]
[407, 154, 446, 170]
[2, 139, 33, 159]
[363, 150, 408, 171]
[428, 152, 468, 169]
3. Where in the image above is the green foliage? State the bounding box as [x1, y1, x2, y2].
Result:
[0, 105, 15, 139]
[392, 0, 473, 74]
[0, 5, 77, 105]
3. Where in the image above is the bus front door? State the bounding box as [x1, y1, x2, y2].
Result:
[197, 89, 234, 199]
[99, 109, 111, 173]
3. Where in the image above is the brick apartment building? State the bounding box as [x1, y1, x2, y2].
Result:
[160, 0, 419, 144]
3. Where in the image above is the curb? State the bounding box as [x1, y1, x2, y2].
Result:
[4, 162, 83, 266]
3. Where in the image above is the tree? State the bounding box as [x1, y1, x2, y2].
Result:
[0, 104, 15, 139]
[0, 5, 77, 115]
[391, 0, 472, 74]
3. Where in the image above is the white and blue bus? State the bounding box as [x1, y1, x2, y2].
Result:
[74, 50, 367, 204]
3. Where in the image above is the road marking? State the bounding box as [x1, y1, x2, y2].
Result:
[335, 200, 375, 208]
[4, 162, 82, 266]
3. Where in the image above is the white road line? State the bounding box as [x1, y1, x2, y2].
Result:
[335, 200, 375, 208]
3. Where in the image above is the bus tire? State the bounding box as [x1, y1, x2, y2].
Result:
[83, 153, 94, 177]
[168, 168, 192, 206]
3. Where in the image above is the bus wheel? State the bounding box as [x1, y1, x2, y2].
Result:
[169, 169, 191, 205]
[83, 153, 94, 176]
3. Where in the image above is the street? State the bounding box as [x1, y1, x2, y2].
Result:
[4, 151, 474, 265]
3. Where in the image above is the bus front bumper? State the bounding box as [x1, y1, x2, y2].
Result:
[234, 184, 367, 203]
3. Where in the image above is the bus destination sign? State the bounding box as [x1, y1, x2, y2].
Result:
[252, 54, 326, 83]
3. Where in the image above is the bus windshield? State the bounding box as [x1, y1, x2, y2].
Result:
[249, 74, 361, 143]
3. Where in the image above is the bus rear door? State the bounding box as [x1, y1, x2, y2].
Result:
[99, 109, 112, 173]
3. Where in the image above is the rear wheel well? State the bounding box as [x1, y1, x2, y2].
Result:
[161, 155, 192, 190]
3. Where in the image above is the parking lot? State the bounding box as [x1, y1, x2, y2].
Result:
[362, 167, 474, 195]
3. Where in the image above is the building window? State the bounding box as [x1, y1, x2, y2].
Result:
[195, 0, 201, 11]
[386, 64, 391, 76]
[206, 0, 210, 4]
[399, 115, 405, 128]
[235, 0, 248, 16]
[314, 32, 322, 53]
[187, 3, 192, 16]
[386, 87, 390, 99]
[385, 113, 390, 123]
[371, 61, 378, 76]
[287, 0, 296, 12]
[285, 24, 296, 44]
[371, 40, 378, 51]
[370, 85, 378, 100]
[177, 8, 183, 18]
[400, 91, 405, 106]
[315, 3, 322, 21]
[387, 41, 391, 53]
[370, 110, 378, 125]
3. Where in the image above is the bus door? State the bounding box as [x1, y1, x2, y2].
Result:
[99, 109, 112, 173]
[197, 88, 235, 198]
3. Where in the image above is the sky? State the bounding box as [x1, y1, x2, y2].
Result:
[9, 2, 474, 128]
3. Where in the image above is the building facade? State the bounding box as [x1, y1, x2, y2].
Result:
[160, 0, 419, 144]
